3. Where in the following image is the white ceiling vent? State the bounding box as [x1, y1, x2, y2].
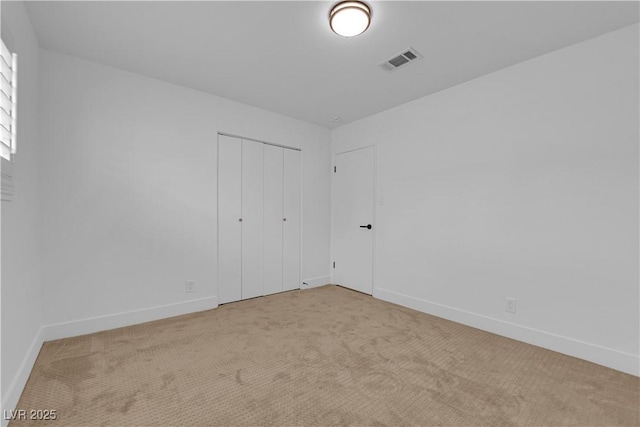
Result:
[379, 47, 422, 72]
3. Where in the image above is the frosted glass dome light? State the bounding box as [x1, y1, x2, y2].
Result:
[330, 1, 371, 37]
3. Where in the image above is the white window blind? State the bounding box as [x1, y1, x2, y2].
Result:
[0, 37, 17, 161]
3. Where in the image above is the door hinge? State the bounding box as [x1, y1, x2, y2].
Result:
[334, 166, 336, 173]
[333, 262, 335, 269]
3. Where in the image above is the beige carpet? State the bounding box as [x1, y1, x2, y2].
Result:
[11, 285, 639, 426]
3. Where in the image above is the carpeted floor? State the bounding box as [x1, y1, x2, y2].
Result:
[11, 285, 639, 426]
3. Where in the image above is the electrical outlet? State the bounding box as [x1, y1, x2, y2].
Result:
[505, 297, 516, 313]
[186, 280, 195, 293]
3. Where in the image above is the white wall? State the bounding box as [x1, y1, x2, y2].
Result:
[0, 0, 42, 414]
[38, 50, 331, 334]
[332, 24, 639, 375]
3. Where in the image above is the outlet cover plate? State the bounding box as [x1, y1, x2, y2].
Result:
[186, 280, 195, 293]
[505, 297, 516, 313]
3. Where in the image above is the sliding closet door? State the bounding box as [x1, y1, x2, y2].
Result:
[218, 135, 242, 304]
[241, 139, 264, 300]
[283, 149, 301, 291]
[263, 145, 284, 296]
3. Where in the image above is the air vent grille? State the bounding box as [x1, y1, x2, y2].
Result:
[379, 47, 422, 72]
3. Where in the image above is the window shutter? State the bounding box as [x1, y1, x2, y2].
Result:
[0, 38, 17, 161]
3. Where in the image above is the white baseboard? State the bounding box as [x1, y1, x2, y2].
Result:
[301, 276, 331, 289]
[43, 296, 218, 341]
[374, 287, 639, 376]
[1, 327, 45, 427]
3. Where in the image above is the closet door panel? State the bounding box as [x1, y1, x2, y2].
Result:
[241, 139, 264, 300]
[263, 145, 284, 296]
[283, 149, 301, 292]
[218, 135, 242, 304]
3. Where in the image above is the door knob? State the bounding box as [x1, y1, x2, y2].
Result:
[360, 224, 372, 229]
[239, 218, 243, 222]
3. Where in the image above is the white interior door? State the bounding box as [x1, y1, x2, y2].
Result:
[263, 145, 284, 296]
[283, 149, 301, 292]
[334, 146, 375, 295]
[241, 139, 264, 299]
[218, 135, 242, 304]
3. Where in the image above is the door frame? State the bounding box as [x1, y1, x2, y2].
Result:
[330, 145, 377, 294]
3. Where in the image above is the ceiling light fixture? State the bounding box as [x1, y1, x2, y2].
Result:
[329, 1, 371, 37]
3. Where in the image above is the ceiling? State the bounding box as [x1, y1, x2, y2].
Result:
[25, 1, 639, 128]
